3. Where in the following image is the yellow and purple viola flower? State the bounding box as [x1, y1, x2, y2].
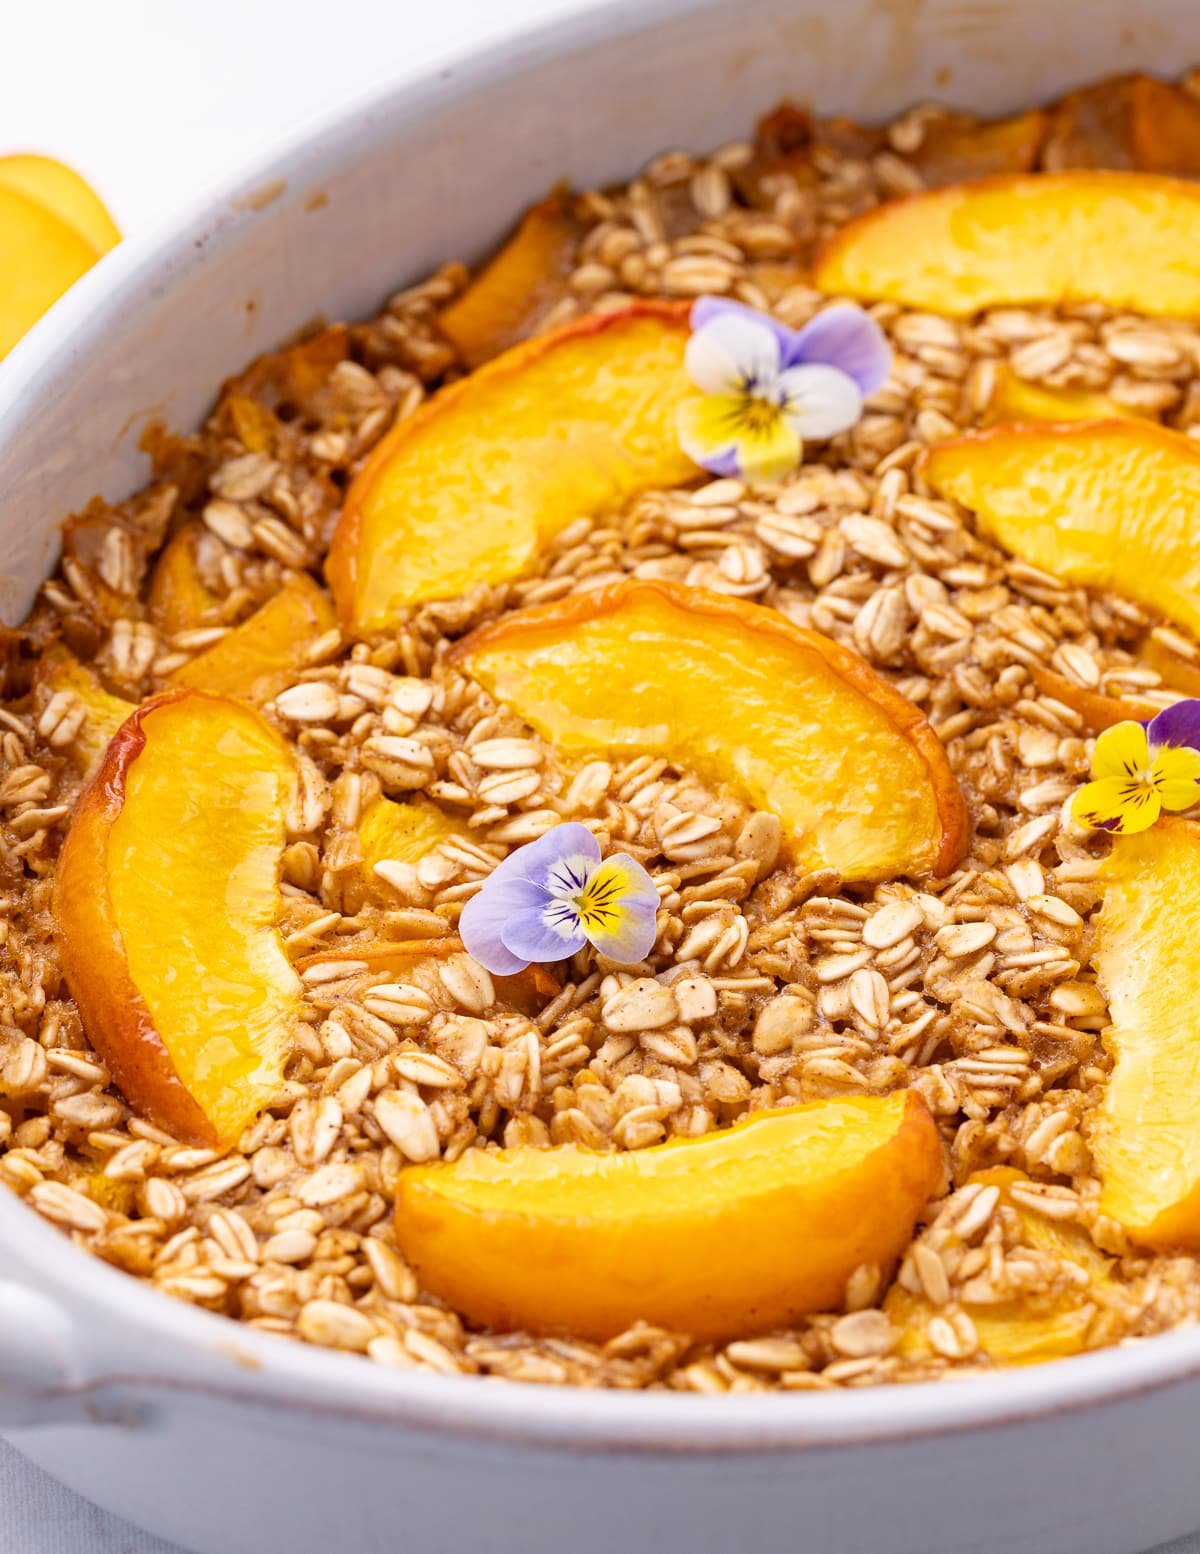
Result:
[460, 821, 659, 975]
[1071, 702, 1200, 835]
[677, 297, 892, 481]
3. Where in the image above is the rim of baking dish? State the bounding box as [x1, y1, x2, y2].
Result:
[3, 0, 1197, 1453]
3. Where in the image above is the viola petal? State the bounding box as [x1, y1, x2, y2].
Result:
[788, 302, 893, 396]
[487, 820, 600, 891]
[1071, 775, 1161, 835]
[1091, 720, 1151, 782]
[1147, 698, 1200, 752]
[576, 853, 660, 964]
[690, 296, 796, 360]
[684, 310, 783, 397]
[776, 363, 863, 440]
[459, 876, 548, 974]
[1151, 744, 1200, 811]
[500, 895, 588, 963]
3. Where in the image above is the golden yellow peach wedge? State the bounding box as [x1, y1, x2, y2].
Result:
[34, 646, 135, 776]
[0, 183, 100, 359]
[146, 521, 221, 636]
[169, 574, 335, 706]
[452, 579, 968, 882]
[1091, 819, 1200, 1249]
[326, 302, 698, 633]
[812, 171, 1200, 317]
[54, 691, 300, 1147]
[0, 153, 119, 255]
[982, 366, 1152, 428]
[395, 1090, 942, 1341]
[1029, 667, 1159, 734]
[922, 421, 1200, 640]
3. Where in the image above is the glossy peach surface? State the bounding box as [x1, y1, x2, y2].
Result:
[813, 171, 1200, 316]
[1092, 820, 1200, 1248]
[53, 691, 299, 1146]
[169, 575, 335, 705]
[395, 1090, 942, 1341]
[36, 647, 134, 775]
[326, 303, 697, 632]
[453, 579, 968, 881]
[0, 153, 119, 254]
[923, 421, 1200, 639]
[983, 367, 1151, 427]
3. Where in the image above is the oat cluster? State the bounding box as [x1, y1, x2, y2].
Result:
[4, 92, 1200, 1392]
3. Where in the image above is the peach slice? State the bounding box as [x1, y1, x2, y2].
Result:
[982, 366, 1151, 428]
[357, 794, 465, 895]
[452, 580, 967, 881]
[1130, 76, 1200, 176]
[0, 184, 99, 358]
[910, 109, 1047, 187]
[53, 691, 300, 1147]
[922, 421, 1200, 640]
[1091, 819, 1200, 1249]
[885, 1167, 1111, 1365]
[438, 195, 582, 367]
[147, 522, 220, 636]
[326, 303, 697, 633]
[395, 1090, 942, 1341]
[812, 172, 1200, 317]
[0, 154, 119, 254]
[35, 647, 135, 775]
[1029, 667, 1158, 733]
[1140, 632, 1200, 700]
[169, 575, 335, 705]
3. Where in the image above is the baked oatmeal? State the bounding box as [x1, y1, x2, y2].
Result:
[6, 70, 1200, 1389]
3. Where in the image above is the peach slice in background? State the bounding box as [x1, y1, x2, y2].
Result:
[0, 184, 99, 359]
[438, 194, 582, 367]
[35, 647, 135, 775]
[812, 171, 1200, 317]
[169, 574, 335, 705]
[54, 691, 299, 1147]
[922, 421, 1200, 640]
[982, 366, 1151, 428]
[1091, 819, 1200, 1249]
[452, 579, 968, 882]
[885, 1167, 1112, 1364]
[356, 794, 466, 899]
[394, 1090, 942, 1341]
[326, 303, 697, 633]
[147, 521, 221, 636]
[0, 153, 119, 254]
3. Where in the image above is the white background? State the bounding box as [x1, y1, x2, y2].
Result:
[0, 2, 1199, 1550]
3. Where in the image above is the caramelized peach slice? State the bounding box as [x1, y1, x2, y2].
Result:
[0, 154, 119, 254]
[169, 575, 335, 705]
[326, 303, 697, 633]
[885, 1167, 1110, 1365]
[1140, 632, 1200, 699]
[1092, 819, 1200, 1248]
[1029, 668, 1158, 733]
[1131, 76, 1200, 176]
[0, 184, 99, 358]
[812, 172, 1200, 317]
[35, 647, 135, 775]
[983, 366, 1151, 428]
[910, 109, 1046, 186]
[1042, 76, 1137, 170]
[147, 522, 220, 635]
[438, 195, 582, 367]
[54, 691, 299, 1147]
[923, 422, 1200, 639]
[395, 1090, 941, 1341]
[453, 580, 967, 881]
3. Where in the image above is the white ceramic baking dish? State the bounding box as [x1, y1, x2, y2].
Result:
[1, 2, 1198, 1550]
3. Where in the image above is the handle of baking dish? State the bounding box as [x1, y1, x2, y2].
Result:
[0, 1279, 98, 1428]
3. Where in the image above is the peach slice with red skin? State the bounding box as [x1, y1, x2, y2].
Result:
[326, 302, 698, 634]
[452, 580, 967, 882]
[438, 194, 582, 367]
[169, 574, 335, 705]
[1029, 667, 1158, 734]
[54, 690, 300, 1147]
[922, 421, 1200, 641]
[395, 1090, 942, 1341]
[1091, 819, 1200, 1249]
[812, 171, 1200, 318]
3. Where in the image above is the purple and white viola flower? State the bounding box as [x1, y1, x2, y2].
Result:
[677, 297, 893, 481]
[460, 821, 659, 975]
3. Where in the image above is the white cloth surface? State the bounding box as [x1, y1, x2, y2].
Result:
[1, 3, 1198, 1551]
